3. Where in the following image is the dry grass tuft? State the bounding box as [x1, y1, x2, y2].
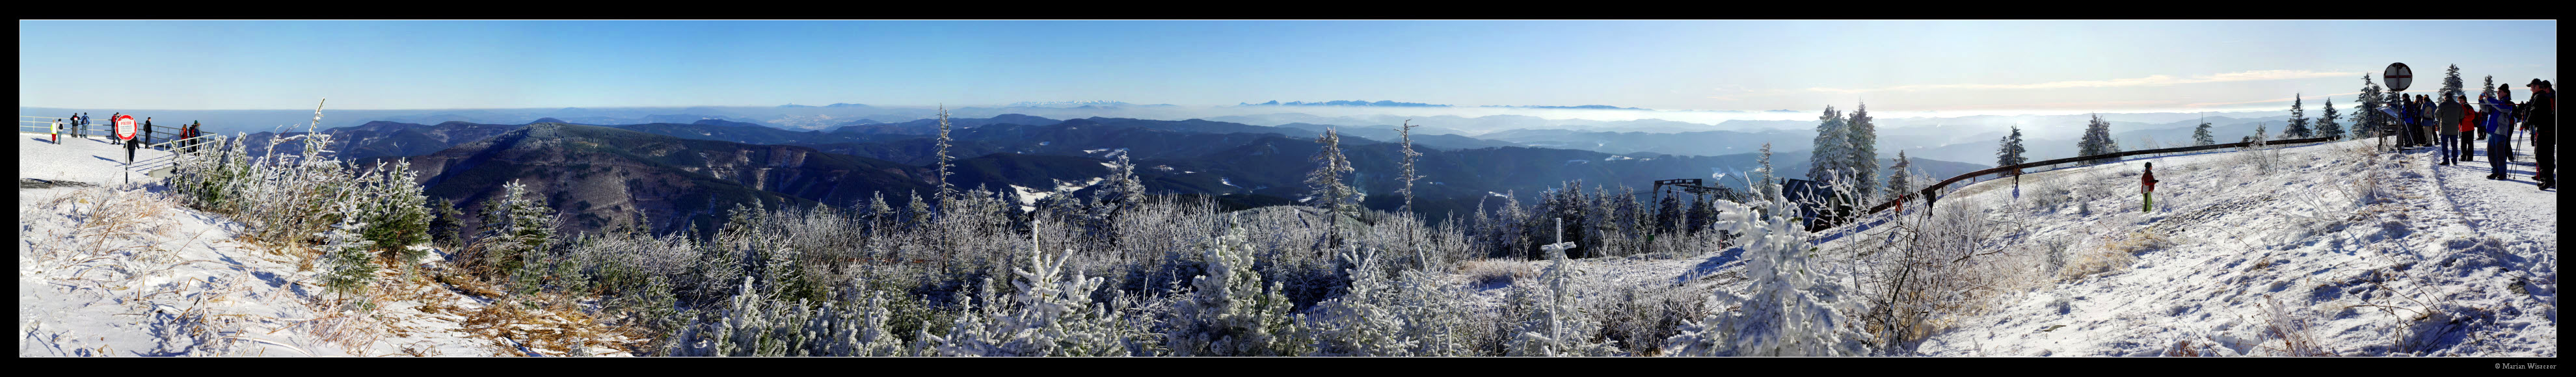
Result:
[1460, 259, 1536, 287]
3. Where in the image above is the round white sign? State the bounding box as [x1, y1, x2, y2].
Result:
[2384, 63, 2413, 92]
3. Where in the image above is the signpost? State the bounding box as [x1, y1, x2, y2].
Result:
[2384, 63, 2413, 92]
[2383, 63, 2411, 150]
[114, 114, 137, 141]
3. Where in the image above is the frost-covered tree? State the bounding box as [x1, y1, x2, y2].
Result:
[1752, 143, 1778, 200]
[924, 229, 1138, 356]
[2076, 114, 2119, 164]
[2318, 98, 2344, 140]
[1885, 151, 1912, 202]
[2285, 94, 2313, 138]
[1397, 120, 1424, 214]
[933, 105, 956, 198]
[1844, 103, 1880, 202]
[474, 179, 556, 278]
[1665, 180, 1867, 357]
[1093, 151, 1147, 228]
[2354, 75, 2387, 140]
[2192, 118, 2216, 146]
[2439, 64, 2465, 101]
[1806, 106, 1849, 185]
[1306, 128, 1359, 250]
[1310, 248, 1469, 356]
[1166, 224, 1306, 356]
[1507, 226, 1619, 356]
[358, 161, 433, 267]
[1996, 126, 2027, 172]
[318, 213, 379, 304]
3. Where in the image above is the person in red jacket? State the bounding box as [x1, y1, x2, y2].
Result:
[2141, 162, 2160, 212]
[2460, 98, 2482, 162]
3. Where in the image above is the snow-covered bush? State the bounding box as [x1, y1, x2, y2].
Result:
[1665, 178, 1868, 357]
[921, 230, 1147, 356]
[1506, 240, 1619, 356]
[1308, 248, 1473, 356]
[317, 215, 379, 304]
[1164, 224, 1308, 356]
[664, 276, 911, 356]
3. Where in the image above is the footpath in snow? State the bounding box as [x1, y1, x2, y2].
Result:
[18, 136, 626, 356]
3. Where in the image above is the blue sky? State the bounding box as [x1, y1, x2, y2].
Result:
[18, 20, 2556, 112]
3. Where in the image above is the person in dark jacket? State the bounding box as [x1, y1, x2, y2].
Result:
[2437, 94, 2462, 164]
[2528, 79, 2556, 189]
[142, 117, 154, 148]
[2141, 162, 2160, 212]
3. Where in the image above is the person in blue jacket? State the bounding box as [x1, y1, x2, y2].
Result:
[2484, 88, 2518, 179]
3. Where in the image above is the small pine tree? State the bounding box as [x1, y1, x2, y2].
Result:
[1885, 150, 1912, 202]
[2318, 98, 2344, 140]
[2440, 64, 2465, 101]
[1306, 128, 1358, 250]
[1167, 224, 1305, 356]
[1665, 179, 1865, 356]
[1507, 221, 1618, 356]
[2285, 94, 2312, 138]
[1996, 126, 2027, 172]
[2076, 114, 2119, 164]
[319, 215, 379, 304]
[1752, 143, 1778, 200]
[2192, 118, 2216, 146]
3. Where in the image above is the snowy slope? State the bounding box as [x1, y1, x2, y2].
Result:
[1880, 137, 2555, 356]
[18, 138, 628, 357]
[1459, 136, 2553, 357]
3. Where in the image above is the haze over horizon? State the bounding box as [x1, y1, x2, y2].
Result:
[21, 20, 2556, 117]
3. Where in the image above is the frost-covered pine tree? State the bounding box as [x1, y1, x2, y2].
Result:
[1166, 223, 1305, 356]
[924, 228, 1134, 356]
[1397, 120, 1424, 214]
[2076, 114, 2119, 164]
[318, 212, 379, 304]
[360, 161, 433, 267]
[1752, 143, 1778, 200]
[933, 105, 956, 199]
[1996, 126, 2027, 173]
[1311, 248, 1413, 356]
[1507, 226, 1619, 356]
[1884, 151, 1912, 201]
[474, 179, 556, 277]
[1665, 179, 1867, 357]
[2284, 94, 2313, 138]
[2354, 75, 2387, 139]
[2318, 98, 2344, 140]
[1806, 106, 1849, 186]
[1306, 128, 1358, 250]
[2440, 64, 2465, 101]
[1844, 103, 1879, 202]
[2192, 118, 2217, 146]
[1094, 151, 1147, 225]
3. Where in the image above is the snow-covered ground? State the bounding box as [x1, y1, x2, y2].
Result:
[1466, 136, 2554, 356]
[19, 136, 626, 357]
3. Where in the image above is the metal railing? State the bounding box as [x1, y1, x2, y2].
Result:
[1859, 136, 2340, 218]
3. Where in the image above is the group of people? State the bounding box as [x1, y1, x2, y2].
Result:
[2378, 79, 2556, 190]
[49, 112, 209, 153]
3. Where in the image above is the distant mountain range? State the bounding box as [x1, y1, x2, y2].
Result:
[306, 114, 1992, 237]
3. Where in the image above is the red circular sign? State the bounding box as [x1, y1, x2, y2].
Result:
[114, 115, 137, 140]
